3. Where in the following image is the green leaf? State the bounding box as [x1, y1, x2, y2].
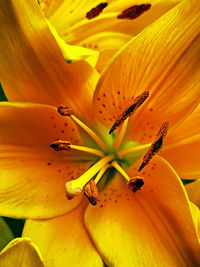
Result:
[0, 83, 7, 101]
[0, 217, 14, 250]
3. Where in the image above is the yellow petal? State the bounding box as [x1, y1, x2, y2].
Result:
[93, 0, 200, 142]
[0, 0, 99, 120]
[0, 103, 90, 218]
[47, 20, 99, 67]
[85, 156, 200, 266]
[48, 0, 179, 71]
[160, 105, 200, 179]
[0, 238, 44, 267]
[23, 202, 104, 267]
[186, 181, 200, 209]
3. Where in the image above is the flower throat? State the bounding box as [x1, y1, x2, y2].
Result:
[50, 91, 168, 206]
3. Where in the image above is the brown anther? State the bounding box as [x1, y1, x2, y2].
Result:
[57, 104, 73, 116]
[128, 177, 144, 192]
[138, 121, 169, 172]
[86, 3, 108, 19]
[109, 91, 149, 134]
[84, 179, 99, 206]
[50, 140, 71, 151]
[117, 4, 151, 20]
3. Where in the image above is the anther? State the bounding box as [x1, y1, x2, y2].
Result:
[128, 176, 144, 192]
[86, 3, 108, 20]
[50, 140, 71, 151]
[84, 179, 99, 206]
[117, 4, 151, 20]
[109, 91, 149, 134]
[57, 104, 73, 116]
[138, 121, 169, 172]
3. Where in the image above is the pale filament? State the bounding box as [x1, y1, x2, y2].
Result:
[95, 164, 111, 184]
[118, 143, 151, 158]
[113, 118, 129, 150]
[69, 144, 104, 157]
[111, 161, 130, 182]
[70, 114, 107, 151]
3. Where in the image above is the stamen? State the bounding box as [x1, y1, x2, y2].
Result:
[57, 104, 107, 150]
[113, 118, 129, 150]
[109, 91, 149, 134]
[65, 154, 114, 199]
[111, 161, 130, 182]
[50, 140, 71, 151]
[86, 3, 108, 20]
[95, 164, 110, 184]
[117, 4, 151, 20]
[128, 176, 144, 192]
[118, 143, 151, 158]
[84, 179, 98, 206]
[50, 140, 104, 157]
[138, 121, 169, 172]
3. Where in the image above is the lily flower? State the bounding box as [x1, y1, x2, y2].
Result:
[37, 0, 181, 71]
[0, 0, 199, 266]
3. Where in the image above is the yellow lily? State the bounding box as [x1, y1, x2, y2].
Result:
[38, 0, 181, 71]
[0, 238, 45, 267]
[0, 0, 200, 266]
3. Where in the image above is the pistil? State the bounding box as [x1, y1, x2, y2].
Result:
[65, 154, 114, 199]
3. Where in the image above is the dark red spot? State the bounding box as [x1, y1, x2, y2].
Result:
[86, 3, 108, 20]
[99, 110, 103, 114]
[115, 200, 118, 203]
[47, 162, 51, 165]
[102, 104, 106, 108]
[97, 97, 100, 101]
[103, 94, 106, 97]
[149, 108, 153, 112]
[61, 130, 65, 133]
[100, 204, 104, 208]
[117, 91, 120, 95]
[64, 123, 68, 127]
[58, 169, 61, 172]
[117, 4, 151, 20]
[51, 116, 54, 120]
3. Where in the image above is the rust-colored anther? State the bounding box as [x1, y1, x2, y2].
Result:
[128, 177, 144, 192]
[50, 140, 71, 151]
[109, 91, 149, 134]
[86, 2, 108, 20]
[117, 4, 151, 20]
[84, 179, 99, 206]
[57, 104, 73, 116]
[138, 121, 169, 172]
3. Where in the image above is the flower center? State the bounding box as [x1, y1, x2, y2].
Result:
[50, 92, 168, 206]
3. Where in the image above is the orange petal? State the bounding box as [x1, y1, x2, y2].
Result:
[85, 156, 200, 266]
[48, 0, 179, 71]
[185, 181, 200, 209]
[93, 0, 200, 142]
[23, 202, 104, 267]
[0, 0, 98, 120]
[161, 105, 200, 179]
[0, 103, 91, 218]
